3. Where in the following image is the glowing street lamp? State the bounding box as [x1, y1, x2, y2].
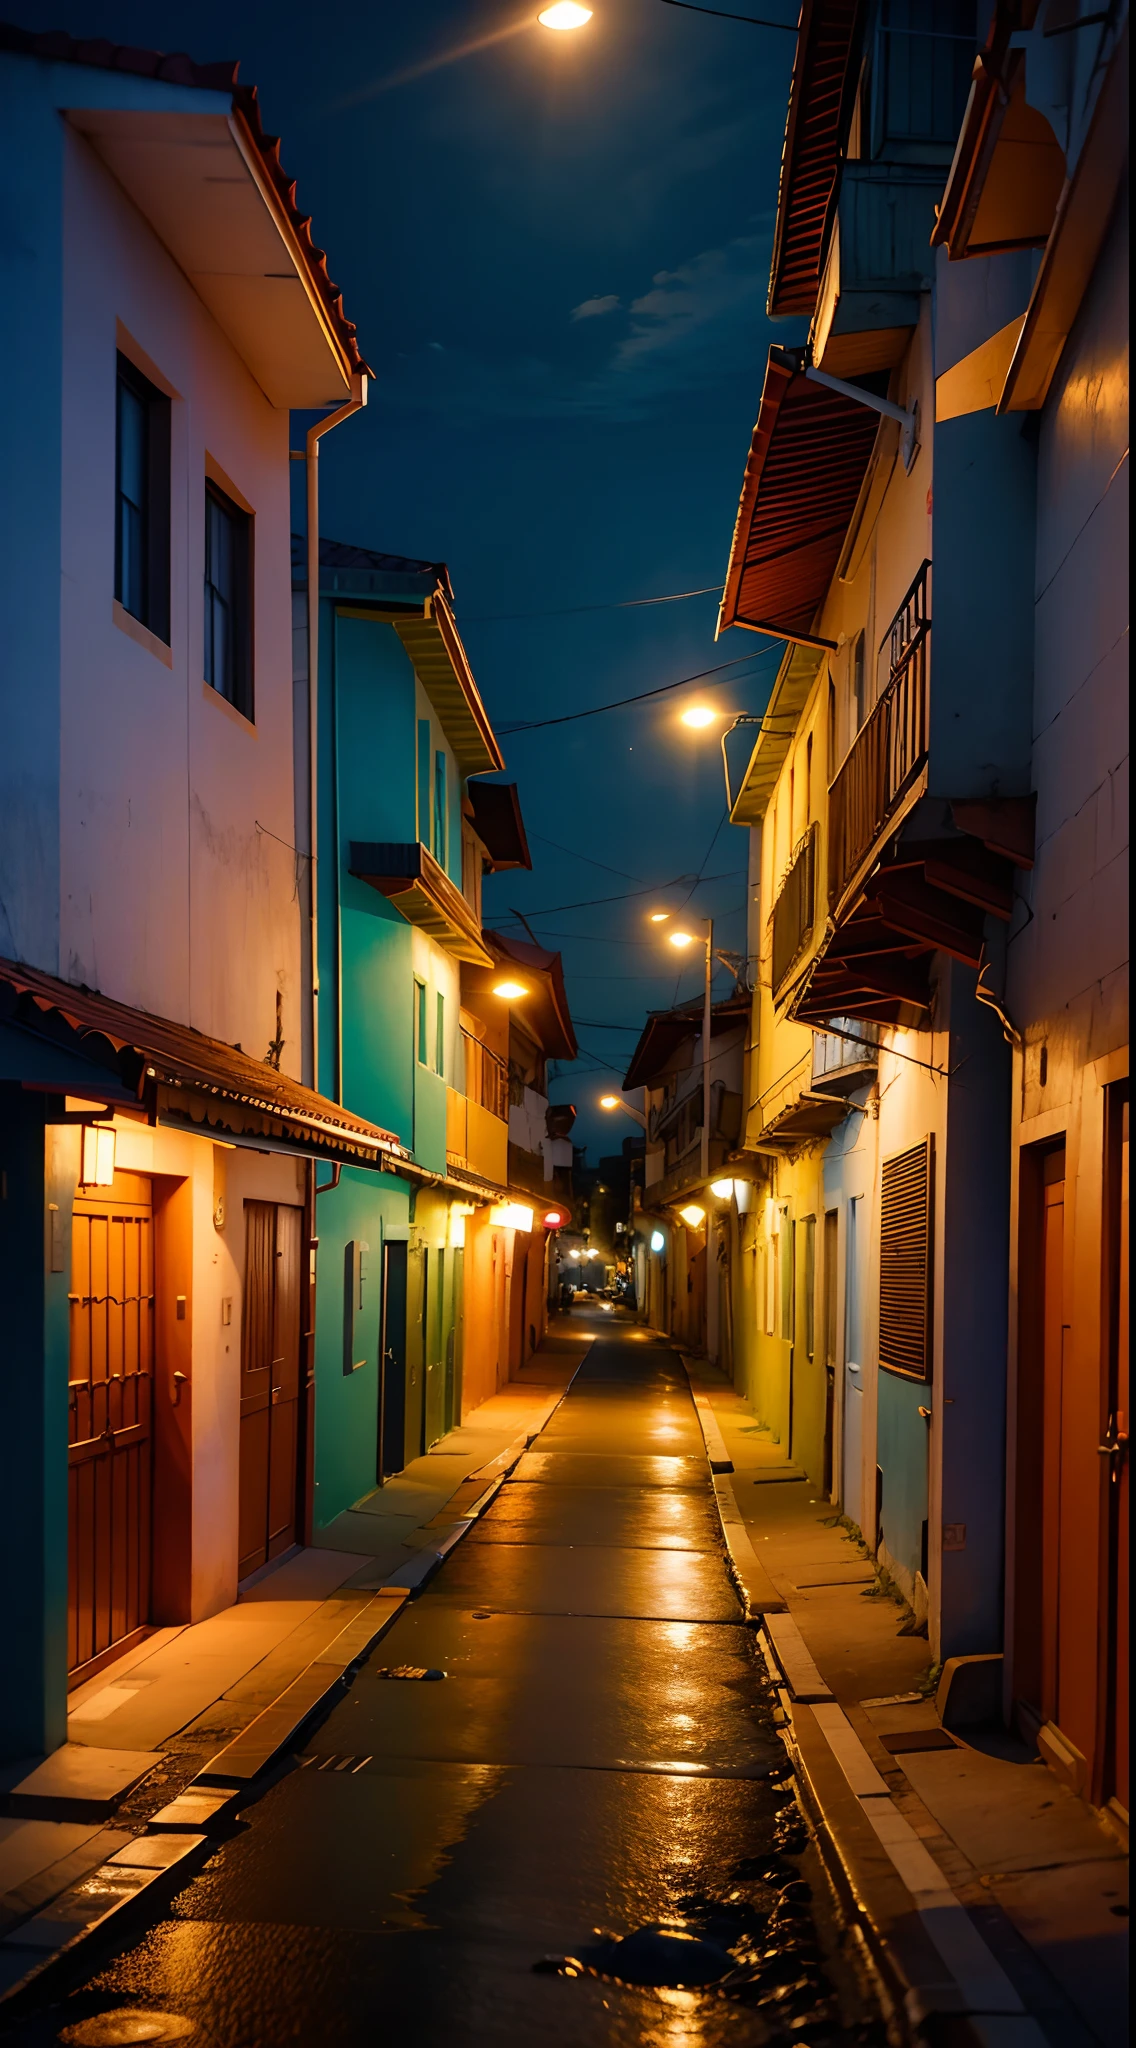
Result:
[599, 1092, 647, 1130]
[492, 979, 528, 999]
[655, 912, 714, 1180]
[648, 910, 670, 923]
[679, 704, 719, 729]
[537, 3, 593, 25]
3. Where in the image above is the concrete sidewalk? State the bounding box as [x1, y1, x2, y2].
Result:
[0, 1345, 578, 1967]
[687, 1353, 1129, 2048]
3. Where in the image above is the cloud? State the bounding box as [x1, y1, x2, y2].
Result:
[385, 229, 778, 425]
[571, 294, 621, 322]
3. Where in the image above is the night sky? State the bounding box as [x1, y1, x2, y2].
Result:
[18, 0, 803, 1156]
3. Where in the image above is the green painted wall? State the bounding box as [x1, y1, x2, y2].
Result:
[312, 1166, 411, 1527]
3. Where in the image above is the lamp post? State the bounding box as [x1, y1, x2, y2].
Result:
[661, 917, 713, 1182]
[599, 1093, 647, 1130]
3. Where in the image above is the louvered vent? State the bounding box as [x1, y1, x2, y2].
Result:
[879, 1137, 933, 1380]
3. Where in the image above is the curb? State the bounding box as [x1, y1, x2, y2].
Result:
[680, 1361, 787, 1617]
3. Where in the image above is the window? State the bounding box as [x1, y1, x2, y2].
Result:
[415, 980, 428, 1065]
[433, 751, 447, 868]
[204, 482, 252, 718]
[879, 1137, 934, 1379]
[434, 991, 445, 1077]
[115, 353, 170, 641]
[417, 720, 432, 844]
[805, 734, 813, 821]
[802, 1215, 816, 1359]
[827, 678, 837, 774]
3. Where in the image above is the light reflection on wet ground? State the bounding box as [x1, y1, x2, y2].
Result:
[4, 1314, 885, 2048]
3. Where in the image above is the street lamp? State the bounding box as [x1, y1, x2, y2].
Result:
[679, 704, 720, 729]
[492, 978, 529, 999]
[656, 913, 713, 1182]
[537, 3, 593, 24]
[599, 1092, 647, 1130]
[536, 3, 796, 30]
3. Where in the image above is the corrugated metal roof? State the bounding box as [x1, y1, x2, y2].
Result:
[0, 955, 406, 1167]
[767, 0, 866, 319]
[718, 347, 881, 645]
[0, 20, 368, 379]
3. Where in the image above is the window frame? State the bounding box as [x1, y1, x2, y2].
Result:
[415, 979, 428, 1066]
[434, 990, 445, 1078]
[114, 352, 170, 644]
[204, 479, 254, 722]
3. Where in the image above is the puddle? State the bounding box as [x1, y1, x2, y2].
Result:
[534, 1790, 887, 2043]
[58, 2014, 195, 2046]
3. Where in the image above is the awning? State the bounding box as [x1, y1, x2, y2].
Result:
[350, 843, 494, 967]
[392, 596, 505, 777]
[0, 956, 408, 1169]
[476, 933, 578, 1062]
[767, 0, 865, 318]
[931, 5, 1062, 262]
[466, 782, 532, 872]
[718, 349, 881, 644]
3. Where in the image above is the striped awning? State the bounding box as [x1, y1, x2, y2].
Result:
[718, 348, 881, 644]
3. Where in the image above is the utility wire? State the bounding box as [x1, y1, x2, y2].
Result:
[660, 0, 798, 25]
[462, 583, 721, 624]
[497, 645, 782, 735]
[489, 868, 743, 920]
[527, 831, 645, 883]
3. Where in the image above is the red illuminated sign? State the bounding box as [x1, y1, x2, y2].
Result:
[542, 1208, 567, 1229]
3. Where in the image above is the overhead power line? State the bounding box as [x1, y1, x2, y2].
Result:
[497, 644, 782, 735]
[462, 583, 721, 624]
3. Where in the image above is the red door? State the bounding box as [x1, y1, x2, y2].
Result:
[238, 1202, 302, 1580]
[69, 1173, 154, 1676]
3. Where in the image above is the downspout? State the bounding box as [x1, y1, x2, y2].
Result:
[306, 372, 367, 1092]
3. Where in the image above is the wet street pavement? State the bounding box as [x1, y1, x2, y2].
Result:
[5, 1315, 885, 2048]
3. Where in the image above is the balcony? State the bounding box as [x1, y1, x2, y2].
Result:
[812, 164, 945, 377]
[445, 1029, 509, 1188]
[828, 562, 930, 918]
[771, 824, 817, 998]
[349, 841, 492, 966]
[811, 1019, 879, 1098]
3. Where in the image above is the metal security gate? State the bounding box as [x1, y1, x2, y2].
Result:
[68, 1172, 154, 1676]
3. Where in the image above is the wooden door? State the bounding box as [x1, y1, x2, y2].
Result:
[1038, 1145, 1099, 1760]
[1039, 1152, 1065, 1721]
[823, 1210, 838, 1496]
[1103, 1088, 1129, 1809]
[238, 1202, 302, 1580]
[405, 1243, 427, 1465]
[379, 1239, 408, 1480]
[69, 1173, 154, 1676]
[425, 1247, 447, 1450]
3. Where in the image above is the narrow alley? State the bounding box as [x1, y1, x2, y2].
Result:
[2, 1310, 884, 2048]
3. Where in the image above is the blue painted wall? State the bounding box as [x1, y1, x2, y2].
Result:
[876, 1369, 928, 1590]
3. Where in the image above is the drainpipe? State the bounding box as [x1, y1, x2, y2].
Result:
[306, 373, 367, 1092]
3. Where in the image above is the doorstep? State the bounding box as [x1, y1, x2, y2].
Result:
[689, 1357, 1129, 2048]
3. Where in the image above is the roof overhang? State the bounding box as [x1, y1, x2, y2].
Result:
[931, 44, 1064, 261]
[729, 641, 825, 827]
[0, 957, 407, 1169]
[475, 933, 578, 1062]
[350, 843, 494, 967]
[717, 349, 881, 646]
[767, 0, 866, 319]
[66, 107, 360, 406]
[623, 998, 750, 1093]
[466, 782, 532, 871]
[392, 595, 505, 776]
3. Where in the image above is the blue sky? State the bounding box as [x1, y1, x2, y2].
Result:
[17, 0, 801, 1154]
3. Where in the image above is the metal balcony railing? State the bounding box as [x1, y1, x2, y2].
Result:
[828, 560, 930, 912]
[771, 823, 817, 996]
[811, 1018, 880, 1093]
[461, 1030, 508, 1122]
